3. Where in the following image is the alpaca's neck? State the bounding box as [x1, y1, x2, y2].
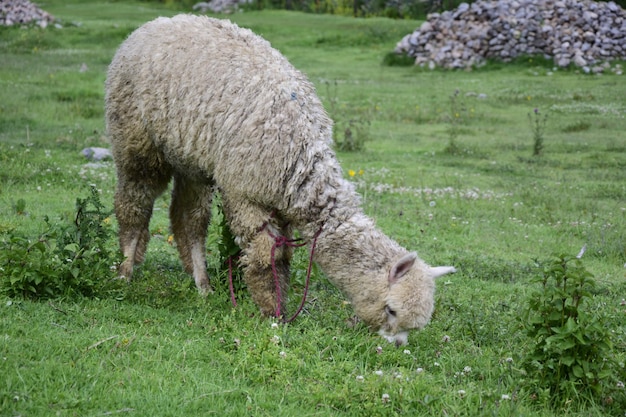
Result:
[310, 211, 403, 299]
[287, 169, 403, 298]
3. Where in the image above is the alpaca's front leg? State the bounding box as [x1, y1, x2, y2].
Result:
[241, 229, 293, 317]
[221, 197, 292, 317]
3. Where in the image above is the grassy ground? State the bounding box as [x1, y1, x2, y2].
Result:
[1, 1, 625, 416]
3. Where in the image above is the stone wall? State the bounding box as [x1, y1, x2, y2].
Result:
[193, 0, 252, 14]
[395, 0, 626, 72]
[0, 0, 56, 27]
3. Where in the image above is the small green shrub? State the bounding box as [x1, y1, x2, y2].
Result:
[12, 198, 26, 215]
[336, 118, 370, 152]
[522, 252, 618, 409]
[562, 120, 591, 133]
[324, 80, 369, 152]
[528, 107, 548, 156]
[215, 198, 241, 266]
[382, 52, 415, 67]
[0, 186, 120, 299]
[443, 89, 466, 154]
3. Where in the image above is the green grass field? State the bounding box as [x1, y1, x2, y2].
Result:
[1, 1, 625, 415]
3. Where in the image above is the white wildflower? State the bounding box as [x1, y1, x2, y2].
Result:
[403, 349, 411, 355]
[457, 390, 466, 397]
[356, 375, 364, 382]
[501, 394, 511, 400]
[381, 393, 390, 403]
[374, 370, 384, 376]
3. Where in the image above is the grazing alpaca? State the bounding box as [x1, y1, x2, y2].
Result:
[105, 15, 456, 345]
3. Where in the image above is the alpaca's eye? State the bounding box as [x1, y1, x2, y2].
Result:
[385, 305, 396, 317]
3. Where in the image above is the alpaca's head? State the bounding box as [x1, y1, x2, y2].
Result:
[362, 253, 456, 346]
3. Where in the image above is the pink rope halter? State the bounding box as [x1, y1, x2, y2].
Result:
[228, 223, 323, 323]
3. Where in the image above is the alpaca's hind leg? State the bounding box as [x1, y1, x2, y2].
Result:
[170, 175, 213, 295]
[221, 197, 292, 317]
[115, 174, 170, 280]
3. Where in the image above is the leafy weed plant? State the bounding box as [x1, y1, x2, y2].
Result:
[523, 252, 618, 409]
[213, 194, 246, 295]
[1, 186, 120, 299]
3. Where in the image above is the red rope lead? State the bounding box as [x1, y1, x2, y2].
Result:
[265, 227, 322, 322]
[228, 256, 237, 308]
[283, 229, 321, 323]
[228, 224, 323, 323]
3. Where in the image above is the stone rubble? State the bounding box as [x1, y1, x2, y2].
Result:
[193, 0, 252, 14]
[395, 0, 626, 72]
[0, 0, 56, 27]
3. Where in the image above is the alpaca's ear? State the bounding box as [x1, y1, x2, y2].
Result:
[429, 266, 457, 278]
[389, 252, 417, 284]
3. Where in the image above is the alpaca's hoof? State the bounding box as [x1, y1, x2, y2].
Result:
[195, 278, 213, 297]
[259, 305, 282, 318]
[118, 261, 134, 281]
[197, 286, 214, 297]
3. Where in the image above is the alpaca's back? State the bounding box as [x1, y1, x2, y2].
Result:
[105, 15, 334, 208]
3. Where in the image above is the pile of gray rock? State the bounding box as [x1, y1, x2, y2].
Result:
[193, 0, 252, 14]
[395, 0, 626, 71]
[0, 0, 56, 27]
